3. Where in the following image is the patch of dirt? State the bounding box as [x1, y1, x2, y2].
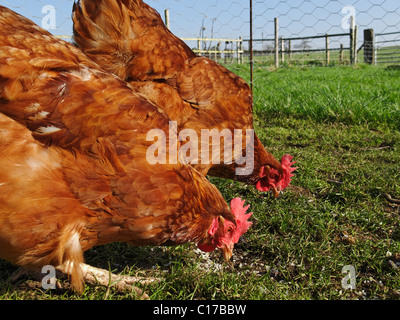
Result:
[192, 247, 268, 276]
[334, 231, 356, 244]
[287, 185, 313, 198]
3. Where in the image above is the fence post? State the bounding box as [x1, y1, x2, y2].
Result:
[288, 39, 292, 61]
[363, 29, 374, 64]
[349, 16, 355, 64]
[325, 34, 330, 65]
[197, 38, 202, 56]
[164, 9, 170, 30]
[274, 17, 279, 68]
[354, 25, 358, 63]
[237, 37, 241, 64]
[281, 37, 285, 63]
[340, 43, 344, 63]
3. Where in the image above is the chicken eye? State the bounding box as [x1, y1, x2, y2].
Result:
[227, 226, 234, 233]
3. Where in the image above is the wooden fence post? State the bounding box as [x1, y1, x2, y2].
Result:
[354, 25, 358, 63]
[274, 17, 279, 68]
[281, 37, 285, 63]
[237, 37, 242, 64]
[363, 29, 374, 64]
[240, 37, 244, 64]
[349, 16, 355, 64]
[197, 39, 202, 56]
[164, 9, 170, 30]
[288, 39, 292, 61]
[340, 44, 344, 63]
[325, 34, 330, 65]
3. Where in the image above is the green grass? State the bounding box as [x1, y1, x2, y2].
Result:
[1, 65, 400, 300]
[241, 64, 400, 129]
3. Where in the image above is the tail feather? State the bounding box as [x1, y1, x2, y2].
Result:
[55, 225, 85, 293]
[73, 0, 194, 81]
[73, 0, 145, 79]
[16, 223, 86, 293]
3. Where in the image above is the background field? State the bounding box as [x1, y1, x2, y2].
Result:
[0, 64, 399, 300]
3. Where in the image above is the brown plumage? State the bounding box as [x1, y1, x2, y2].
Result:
[0, 6, 252, 293]
[72, 0, 297, 196]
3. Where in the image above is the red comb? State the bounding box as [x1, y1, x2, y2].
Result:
[280, 154, 298, 190]
[230, 197, 253, 243]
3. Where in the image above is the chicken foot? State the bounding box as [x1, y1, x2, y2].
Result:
[10, 263, 160, 299]
[58, 262, 160, 298]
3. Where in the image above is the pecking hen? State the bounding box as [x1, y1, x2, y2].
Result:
[72, 0, 297, 197]
[0, 6, 252, 295]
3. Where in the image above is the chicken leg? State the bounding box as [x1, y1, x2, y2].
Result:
[10, 262, 160, 299]
[57, 262, 160, 298]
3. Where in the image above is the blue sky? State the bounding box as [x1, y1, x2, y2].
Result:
[0, 0, 398, 48]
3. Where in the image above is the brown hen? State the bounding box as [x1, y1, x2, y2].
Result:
[72, 0, 297, 197]
[0, 6, 252, 295]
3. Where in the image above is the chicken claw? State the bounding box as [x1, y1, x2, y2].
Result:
[10, 263, 159, 299]
[59, 263, 160, 299]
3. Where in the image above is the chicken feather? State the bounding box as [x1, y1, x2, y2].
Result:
[72, 0, 297, 196]
[0, 6, 251, 293]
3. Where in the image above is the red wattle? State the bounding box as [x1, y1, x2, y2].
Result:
[256, 180, 270, 192]
[197, 243, 215, 252]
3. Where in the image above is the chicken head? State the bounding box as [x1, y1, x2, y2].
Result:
[197, 198, 253, 261]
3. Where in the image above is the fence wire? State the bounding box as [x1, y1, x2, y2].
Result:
[2, 1, 399, 65]
[1, 1, 399, 98]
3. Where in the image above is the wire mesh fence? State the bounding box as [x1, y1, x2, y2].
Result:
[150, 1, 400, 68]
[1, 0, 399, 96]
[375, 31, 400, 64]
[2, 1, 399, 66]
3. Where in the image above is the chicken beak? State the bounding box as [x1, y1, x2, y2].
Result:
[272, 185, 280, 198]
[221, 243, 234, 261]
